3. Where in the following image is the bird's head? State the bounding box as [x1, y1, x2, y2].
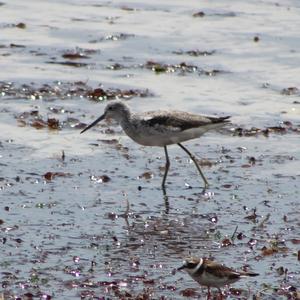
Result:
[178, 257, 203, 275]
[80, 101, 130, 134]
[104, 101, 130, 122]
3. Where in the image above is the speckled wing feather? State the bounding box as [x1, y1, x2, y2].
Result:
[204, 260, 241, 280]
[140, 111, 230, 131]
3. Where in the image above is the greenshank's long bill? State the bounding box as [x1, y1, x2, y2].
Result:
[80, 101, 230, 189]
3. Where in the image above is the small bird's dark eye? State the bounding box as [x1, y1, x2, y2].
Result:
[186, 262, 196, 269]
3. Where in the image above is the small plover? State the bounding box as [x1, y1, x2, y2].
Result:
[178, 257, 259, 299]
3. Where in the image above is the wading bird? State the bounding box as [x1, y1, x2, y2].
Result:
[178, 257, 259, 299]
[81, 101, 230, 190]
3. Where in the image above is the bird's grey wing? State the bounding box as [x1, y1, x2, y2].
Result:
[140, 111, 226, 131]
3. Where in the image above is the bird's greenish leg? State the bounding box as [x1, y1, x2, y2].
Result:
[162, 146, 170, 188]
[177, 143, 209, 189]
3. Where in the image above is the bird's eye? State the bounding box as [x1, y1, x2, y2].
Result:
[186, 263, 196, 269]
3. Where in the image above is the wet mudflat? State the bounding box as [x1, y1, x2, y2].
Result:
[0, 1, 300, 299]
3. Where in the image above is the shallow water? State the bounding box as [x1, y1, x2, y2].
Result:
[0, 1, 300, 299]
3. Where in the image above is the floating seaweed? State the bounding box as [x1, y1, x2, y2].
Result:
[0, 81, 153, 101]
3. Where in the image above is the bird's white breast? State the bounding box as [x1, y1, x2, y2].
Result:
[123, 123, 211, 147]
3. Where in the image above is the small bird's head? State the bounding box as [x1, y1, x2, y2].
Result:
[178, 257, 203, 275]
[80, 101, 130, 134]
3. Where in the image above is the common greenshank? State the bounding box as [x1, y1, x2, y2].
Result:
[178, 257, 259, 299]
[80, 101, 230, 189]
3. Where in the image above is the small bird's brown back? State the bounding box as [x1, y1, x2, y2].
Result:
[204, 259, 241, 280]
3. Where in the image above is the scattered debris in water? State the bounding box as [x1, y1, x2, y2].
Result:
[180, 288, 198, 297]
[138, 172, 154, 180]
[232, 122, 300, 137]
[0, 81, 153, 101]
[62, 52, 91, 60]
[142, 60, 226, 76]
[262, 83, 300, 96]
[46, 60, 90, 67]
[192, 11, 205, 17]
[87, 87, 153, 101]
[0, 22, 26, 29]
[254, 36, 260, 42]
[172, 49, 216, 56]
[90, 174, 111, 183]
[43, 171, 72, 181]
[192, 11, 236, 17]
[281, 87, 299, 96]
[89, 33, 135, 43]
[16, 109, 86, 130]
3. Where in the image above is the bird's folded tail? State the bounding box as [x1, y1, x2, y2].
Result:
[242, 271, 259, 277]
[211, 115, 231, 123]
